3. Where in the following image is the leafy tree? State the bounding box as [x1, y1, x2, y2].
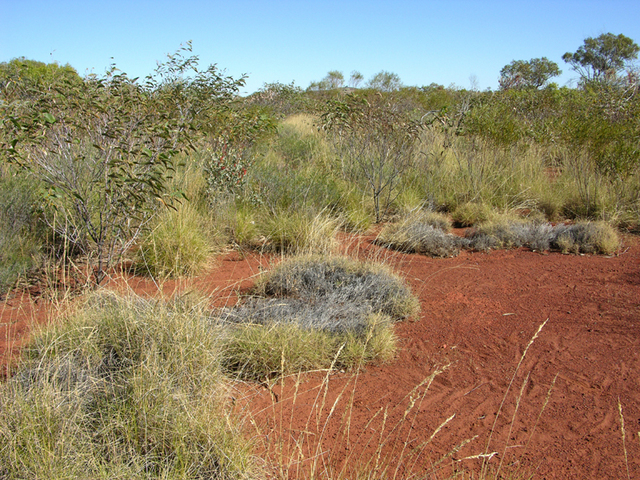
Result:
[326, 70, 345, 89]
[308, 70, 345, 90]
[562, 33, 639, 85]
[349, 70, 364, 88]
[0, 57, 82, 102]
[149, 45, 248, 146]
[499, 57, 561, 90]
[366, 70, 402, 92]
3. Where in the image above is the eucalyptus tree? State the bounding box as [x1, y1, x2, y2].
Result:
[321, 92, 421, 222]
[308, 70, 345, 90]
[562, 33, 639, 86]
[499, 57, 561, 90]
[366, 71, 402, 92]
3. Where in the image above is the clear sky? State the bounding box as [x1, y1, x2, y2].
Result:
[2, 0, 639, 94]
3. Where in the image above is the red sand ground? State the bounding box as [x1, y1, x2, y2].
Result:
[1, 235, 639, 479]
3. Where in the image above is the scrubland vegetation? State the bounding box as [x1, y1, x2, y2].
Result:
[1, 33, 639, 478]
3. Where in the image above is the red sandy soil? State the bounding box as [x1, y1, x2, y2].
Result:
[1, 235, 639, 479]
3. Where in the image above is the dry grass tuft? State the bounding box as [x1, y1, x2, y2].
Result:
[377, 218, 467, 258]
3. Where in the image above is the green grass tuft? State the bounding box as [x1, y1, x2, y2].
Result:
[257, 210, 340, 255]
[221, 315, 396, 381]
[134, 202, 214, 278]
[452, 203, 496, 227]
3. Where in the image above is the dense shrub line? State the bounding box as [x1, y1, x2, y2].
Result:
[2, 47, 639, 292]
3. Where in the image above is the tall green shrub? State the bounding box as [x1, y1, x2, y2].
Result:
[1, 45, 247, 285]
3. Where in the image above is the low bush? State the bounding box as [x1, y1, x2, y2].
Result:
[376, 211, 620, 257]
[255, 256, 419, 321]
[467, 218, 620, 254]
[467, 218, 555, 252]
[551, 221, 620, 254]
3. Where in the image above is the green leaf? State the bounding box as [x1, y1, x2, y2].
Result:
[42, 112, 56, 124]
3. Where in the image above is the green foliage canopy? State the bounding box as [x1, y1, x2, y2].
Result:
[0, 44, 252, 285]
[562, 33, 639, 85]
[499, 57, 561, 90]
[366, 70, 402, 92]
[0, 57, 82, 103]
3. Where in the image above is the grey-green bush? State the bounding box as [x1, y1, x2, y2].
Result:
[551, 221, 620, 254]
[467, 218, 620, 254]
[255, 256, 419, 321]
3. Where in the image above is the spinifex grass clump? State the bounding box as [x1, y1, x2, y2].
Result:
[451, 202, 497, 227]
[551, 221, 620, 254]
[256, 256, 419, 320]
[376, 211, 468, 258]
[219, 256, 419, 380]
[257, 210, 340, 255]
[467, 218, 556, 252]
[134, 202, 214, 278]
[376, 211, 620, 257]
[0, 292, 255, 479]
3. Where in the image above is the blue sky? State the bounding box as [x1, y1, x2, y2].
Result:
[2, 0, 639, 94]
